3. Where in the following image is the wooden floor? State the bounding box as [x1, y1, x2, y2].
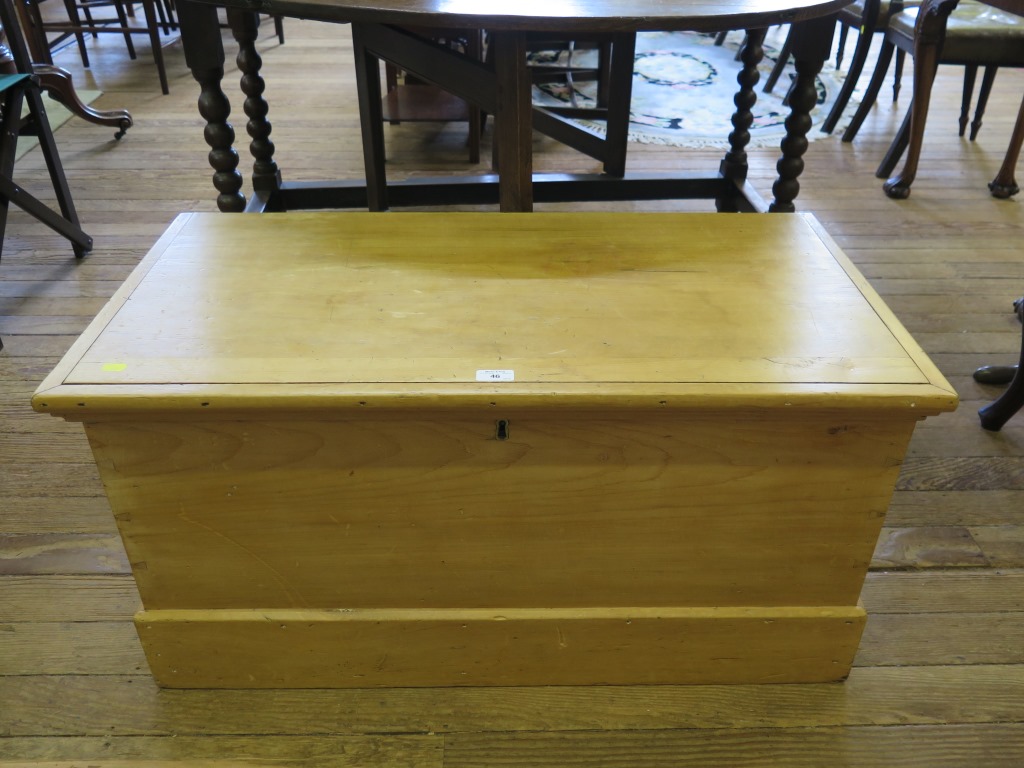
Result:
[2, 18, 1023, 767]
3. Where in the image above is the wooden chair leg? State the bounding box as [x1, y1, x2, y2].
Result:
[835, 24, 848, 68]
[762, 25, 793, 94]
[893, 49, 906, 101]
[842, 39, 895, 142]
[61, 0, 92, 66]
[876, 103, 911, 178]
[0, 87, 19, 262]
[81, 4, 97, 38]
[0, 0, 91, 271]
[112, 1, 139, 59]
[141, 0, 170, 94]
[153, 0, 172, 35]
[24, 86, 91, 256]
[162, 0, 178, 29]
[989, 92, 1023, 199]
[15, 0, 54, 64]
[821, 24, 876, 134]
[959, 64, 978, 137]
[970, 65, 998, 141]
[0, 85, 92, 260]
[71, 5, 92, 57]
[881, 7, 950, 200]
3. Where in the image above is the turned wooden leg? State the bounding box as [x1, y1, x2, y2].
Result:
[718, 27, 765, 211]
[177, 0, 245, 212]
[769, 16, 834, 213]
[228, 8, 282, 206]
[989, 93, 1023, 199]
[721, 28, 765, 178]
[883, 0, 960, 200]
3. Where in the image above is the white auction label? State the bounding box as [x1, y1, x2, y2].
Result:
[476, 369, 515, 382]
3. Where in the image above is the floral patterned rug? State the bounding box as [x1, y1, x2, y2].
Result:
[530, 30, 852, 148]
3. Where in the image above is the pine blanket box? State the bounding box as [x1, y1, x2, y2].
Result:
[33, 211, 957, 688]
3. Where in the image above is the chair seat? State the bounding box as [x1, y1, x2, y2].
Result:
[839, 0, 917, 24]
[890, 5, 1024, 65]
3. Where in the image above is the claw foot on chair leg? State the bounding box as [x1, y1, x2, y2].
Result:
[883, 176, 912, 199]
[988, 178, 1019, 199]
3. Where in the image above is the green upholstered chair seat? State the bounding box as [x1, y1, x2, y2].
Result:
[890, 5, 1024, 65]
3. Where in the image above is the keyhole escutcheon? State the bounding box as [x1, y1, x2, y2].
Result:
[495, 419, 510, 440]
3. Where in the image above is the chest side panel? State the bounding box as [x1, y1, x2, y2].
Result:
[86, 410, 913, 611]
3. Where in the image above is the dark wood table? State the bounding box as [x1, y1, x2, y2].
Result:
[174, 0, 851, 213]
[883, 0, 1024, 199]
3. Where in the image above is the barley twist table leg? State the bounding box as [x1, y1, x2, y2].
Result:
[177, 0, 245, 212]
[769, 16, 833, 213]
[720, 29, 766, 183]
[768, 57, 820, 212]
[229, 8, 282, 200]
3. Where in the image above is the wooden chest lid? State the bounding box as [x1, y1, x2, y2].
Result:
[33, 212, 957, 415]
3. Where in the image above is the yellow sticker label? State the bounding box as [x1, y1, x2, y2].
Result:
[102, 363, 128, 372]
